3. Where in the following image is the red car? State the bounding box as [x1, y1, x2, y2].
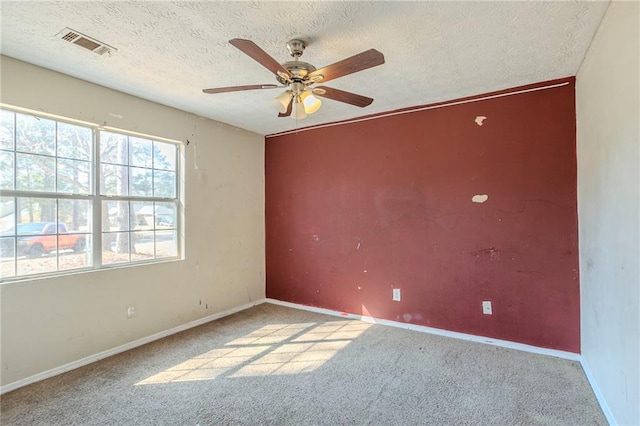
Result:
[2, 222, 86, 258]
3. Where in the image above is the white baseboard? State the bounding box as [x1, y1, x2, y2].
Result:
[265, 298, 581, 361]
[0, 298, 267, 395]
[580, 357, 617, 425]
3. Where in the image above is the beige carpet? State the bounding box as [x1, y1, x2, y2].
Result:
[1, 303, 605, 425]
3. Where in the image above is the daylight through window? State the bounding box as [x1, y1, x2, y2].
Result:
[0, 107, 180, 280]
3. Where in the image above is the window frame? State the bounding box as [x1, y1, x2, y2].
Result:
[0, 105, 182, 282]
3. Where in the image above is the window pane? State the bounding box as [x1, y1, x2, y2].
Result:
[13, 198, 57, 271]
[16, 113, 55, 156]
[17, 256, 57, 275]
[100, 132, 128, 165]
[153, 170, 176, 198]
[101, 164, 128, 196]
[131, 202, 154, 231]
[59, 234, 92, 270]
[0, 236, 16, 278]
[132, 231, 154, 261]
[58, 199, 91, 233]
[155, 230, 177, 258]
[130, 137, 152, 168]
[0, 151, 14, 190]
[0, 110, 14, 150]
[130, 167, 152, 197]
[102, 200, 130, 232]
[0, 197, 15, 234]
[0, 197, 16, 277]
[153, 142, 176, 171]
[1, 236, 16, 261]
[155, 202, 176, 229]
[57, 122, 91, 161]
[16, 153, 55, 192]
[55, 234, 87, 253]
[58, 159, 91, 194]
[102, 232, 130, 265]
[16, 198, 57, 230]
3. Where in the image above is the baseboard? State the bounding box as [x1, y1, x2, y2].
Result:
[0, 298, 267, 395]
[265, 298, 581, 361]
[580, 357, 617, 425]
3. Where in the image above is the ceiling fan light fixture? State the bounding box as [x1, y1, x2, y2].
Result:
[301, 91, 321, 114]
[292, 98, 307, 120]
[272, 90, 292, 114]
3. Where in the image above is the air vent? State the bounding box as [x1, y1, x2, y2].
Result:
[57, 27, 117, 56]
[62, 31, 79, 42]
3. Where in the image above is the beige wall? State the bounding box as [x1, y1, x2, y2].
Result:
[0, 56, 266, 387]
[576, 2, 639, 425]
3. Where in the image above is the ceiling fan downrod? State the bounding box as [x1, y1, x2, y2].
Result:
[286, 39, 306, 59]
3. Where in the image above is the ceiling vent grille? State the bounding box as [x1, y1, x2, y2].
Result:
[57, 27, 116, 56]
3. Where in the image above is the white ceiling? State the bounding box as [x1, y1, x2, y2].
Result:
[0, 1, 609, 136]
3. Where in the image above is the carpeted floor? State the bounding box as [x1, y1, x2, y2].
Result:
[1, 303, 605, 425]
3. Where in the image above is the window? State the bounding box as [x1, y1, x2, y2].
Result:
[0, 107, 180, 281]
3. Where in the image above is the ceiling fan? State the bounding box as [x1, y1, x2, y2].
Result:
[203, 38, 385, 119]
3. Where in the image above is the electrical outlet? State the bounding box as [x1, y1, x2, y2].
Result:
[392, 288, 401, 301]
[482, 301, 492, 315]
[126, 305, 137, 318]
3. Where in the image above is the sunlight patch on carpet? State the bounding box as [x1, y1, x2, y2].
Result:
[135, 320, 371, 385]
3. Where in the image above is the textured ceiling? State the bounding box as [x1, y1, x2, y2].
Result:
[0, 1, 609, 136]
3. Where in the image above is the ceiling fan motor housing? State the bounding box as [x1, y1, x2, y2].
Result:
[278, 61, 317, 84]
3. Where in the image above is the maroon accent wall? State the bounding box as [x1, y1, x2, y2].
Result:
[265, 78, 580, 353]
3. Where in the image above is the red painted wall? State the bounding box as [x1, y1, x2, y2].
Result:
[265, 78, 580, 353]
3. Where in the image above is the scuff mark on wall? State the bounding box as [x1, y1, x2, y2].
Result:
[354, 237, 363, 250]
[193, 141, 200, 169]
[475, 116, 487, 126]
[471, 246, 501, 261]
[472, 194, 489, 203]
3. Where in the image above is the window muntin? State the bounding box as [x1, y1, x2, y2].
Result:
[0, 107, 181, 281]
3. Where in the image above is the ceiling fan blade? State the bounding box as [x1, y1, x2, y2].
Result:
[229, 39, 292, 79]
[278, 98, 293, 117]
[314, 86, 374, 108]
[202, 84, 279, 94]
[308, 49, 384, 83]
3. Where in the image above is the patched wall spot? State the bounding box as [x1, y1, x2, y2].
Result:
[475, 116, 487, 126]
[472, 194, 489, 203]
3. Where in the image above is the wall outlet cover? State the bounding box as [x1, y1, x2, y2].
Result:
[126, 305, 137, 318]
[392, 288, 401, 301]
